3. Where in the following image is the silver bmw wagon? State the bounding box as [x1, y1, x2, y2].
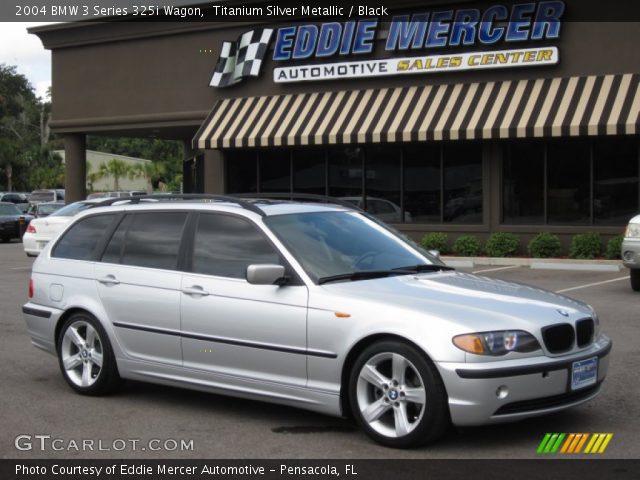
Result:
[22, 195, 611, 448]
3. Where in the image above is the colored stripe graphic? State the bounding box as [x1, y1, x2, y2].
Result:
[538, 433, 613, 454]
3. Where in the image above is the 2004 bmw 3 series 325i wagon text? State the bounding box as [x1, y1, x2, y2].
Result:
[22, 195, 611, 448]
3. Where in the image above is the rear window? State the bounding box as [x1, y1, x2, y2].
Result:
[0, 204, 20, 215]
[101, 212, 188, 270]
[29, 191, 55, 202]
[52, 214, 115, 260]
[50, 202, 94, 217]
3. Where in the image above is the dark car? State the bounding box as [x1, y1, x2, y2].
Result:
[0, 202, 33, 242]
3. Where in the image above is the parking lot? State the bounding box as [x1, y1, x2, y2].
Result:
[1, 240, 638, 459]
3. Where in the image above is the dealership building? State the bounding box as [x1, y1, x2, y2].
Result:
[31, 1, 640, 245]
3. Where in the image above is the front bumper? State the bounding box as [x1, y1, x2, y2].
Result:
[436, 335, 611, 426]
[621, 238, 640, 269]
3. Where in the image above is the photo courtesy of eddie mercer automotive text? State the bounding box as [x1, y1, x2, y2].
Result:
[5, 0, 639, 459]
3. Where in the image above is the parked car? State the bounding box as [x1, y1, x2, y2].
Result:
[27, 202, 65, 218]
[340, 196, 412, 223]
[87, 191, 147, 200]
[22, 195, 611, 448]
[22, 199, 103, 257]
[622, 214, 640, 291]
[29, 189, 65, 204]
[0, 202, 33, 242]
[0, 192, 29, 205]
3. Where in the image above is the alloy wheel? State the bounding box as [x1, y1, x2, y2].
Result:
[60, 320, 104, 387]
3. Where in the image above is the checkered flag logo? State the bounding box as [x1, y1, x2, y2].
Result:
[210, 28, 274, 88]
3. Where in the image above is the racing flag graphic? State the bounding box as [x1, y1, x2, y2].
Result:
[210, 29, 274, 88]
[537, 433, 613, 454]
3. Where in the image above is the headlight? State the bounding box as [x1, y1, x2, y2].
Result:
[625, 223, 640, 238]
[453, 330, 541, 356]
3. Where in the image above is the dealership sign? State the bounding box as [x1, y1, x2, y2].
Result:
[210, 1, 564, 87]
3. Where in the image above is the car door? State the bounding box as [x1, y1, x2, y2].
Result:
[94, 211, 189, 366]
[180, 212, 308, 387]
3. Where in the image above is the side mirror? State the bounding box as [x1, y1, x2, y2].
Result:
[246, 264, 287, 286]
[428, 249, 441, 260]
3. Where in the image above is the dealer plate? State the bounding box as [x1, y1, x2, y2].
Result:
[571, 357, 598, 391]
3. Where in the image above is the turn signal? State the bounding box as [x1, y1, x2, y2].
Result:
[453, 335, 485, 354]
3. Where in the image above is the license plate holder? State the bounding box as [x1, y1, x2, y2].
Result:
[571, 357, 598, 391]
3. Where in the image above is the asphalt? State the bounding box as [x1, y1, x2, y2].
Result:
[1, 241, 638, 459]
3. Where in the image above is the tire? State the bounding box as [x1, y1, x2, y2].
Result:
[348, 340, 450, 448]
[631, 269, 640, 292]
[56, 312, 121, 396]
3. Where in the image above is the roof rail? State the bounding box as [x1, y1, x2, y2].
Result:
[89, 194, 266, 216]
[233, 192, 364, 212]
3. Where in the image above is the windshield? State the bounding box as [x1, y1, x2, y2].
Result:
[264, 211, 439, 283]
[0, 204, 21, 215]
[30, 191, 55, 202]
[50, 202, 93, 217]
[38, 203, 64, 216]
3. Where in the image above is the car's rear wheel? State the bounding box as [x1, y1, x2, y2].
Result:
[348, 340, 450, 448]
[57, 313, 120, 395]
[631, 269, 640, 292]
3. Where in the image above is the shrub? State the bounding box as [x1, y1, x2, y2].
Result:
[569, 233, 602, 259]
[420, 232, 449, 254]
[605, 235, 624, 260]
[453, 235, 481, 257]
[485, 232, 520, 257]
[528, 232, 562, 258]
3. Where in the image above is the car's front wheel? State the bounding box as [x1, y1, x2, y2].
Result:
[348, 340, 450, 448]
[631, 269, 640, 292]
[57, 313, 120, 395]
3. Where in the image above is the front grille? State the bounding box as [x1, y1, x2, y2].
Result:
[576, 318, 595, 347]
[493, 384, 600, 416]
[542, 323, 575, 353]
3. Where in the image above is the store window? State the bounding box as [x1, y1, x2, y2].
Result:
[293, 149, 326, 195]
[443, 143, 483, 224]
[501, 137, 639, 226]
[328, 147, 364, 199]
[226, 150, 257, 194]
[403, 145, 441, 223]
[594, 137, 639, 225]
[259, 149, 291, 193]
[503, 142, 545, 224]
[365, 146, 402, 222]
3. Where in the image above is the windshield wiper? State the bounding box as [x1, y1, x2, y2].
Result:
[318, 270, 412, 285]
[392, 264, 455, 273]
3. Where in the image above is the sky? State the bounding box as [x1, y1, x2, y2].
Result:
[0, 22, 53, 99]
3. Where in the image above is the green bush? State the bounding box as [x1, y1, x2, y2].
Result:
[605, 235, 624, 260]
[569, 233, 602, 259]
[420, 232, 449, 254]
[484, 232, 520, 257]
[528, 232, 562, 258]
[453, 235, 481, 257]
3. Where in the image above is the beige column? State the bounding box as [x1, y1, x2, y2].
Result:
[203, 149, 225, 194]
[64, 134, 86, 202]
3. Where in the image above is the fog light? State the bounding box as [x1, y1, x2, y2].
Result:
[496, 385, 509, 399]
[623, 251, 634, 261]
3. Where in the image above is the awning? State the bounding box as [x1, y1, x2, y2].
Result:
[194, 73, 640, 149]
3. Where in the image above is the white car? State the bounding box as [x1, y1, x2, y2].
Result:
[23, 199, 105, 257]
[622, 214, 640, 291]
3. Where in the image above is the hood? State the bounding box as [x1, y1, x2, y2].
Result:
[318, 270, 592, 332]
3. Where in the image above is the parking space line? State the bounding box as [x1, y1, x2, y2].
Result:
[555, 276, 630, 294]
[472, 265, 520, 274]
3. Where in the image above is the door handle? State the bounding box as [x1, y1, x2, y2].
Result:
[98, 275, 120, 285]
[182, 285, 210, 296]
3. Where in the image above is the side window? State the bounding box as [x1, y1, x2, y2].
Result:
[52, 214, 115, 260]
[193, 213, 280, 279]
[101, 212, 188, 270]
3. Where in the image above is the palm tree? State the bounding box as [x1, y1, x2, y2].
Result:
[96, 158, 136, 191]
[134, 161, 165, 193]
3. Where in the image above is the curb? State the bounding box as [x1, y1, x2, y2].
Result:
[441, 256, 623, 272]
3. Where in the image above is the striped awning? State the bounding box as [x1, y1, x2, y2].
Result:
[194, 73, 640, 149]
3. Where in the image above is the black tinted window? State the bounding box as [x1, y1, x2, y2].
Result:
[102, 212, 187, 270]
[193, 214, 280, 278]
[53, 215, 115, 260]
